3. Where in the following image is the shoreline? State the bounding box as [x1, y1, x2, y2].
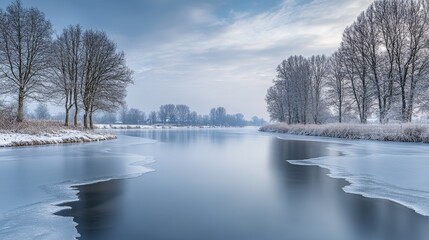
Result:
[260, 122, 429, 143]
[0, 130, 116, 147]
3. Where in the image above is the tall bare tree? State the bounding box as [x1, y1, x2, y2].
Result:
[267, 56, 315, 124]
[266, 0, 429, 124]
[309, 55, 328, 124]
[176, 104, 190, 125]
[266, 84, 286, 122]
[401, 0, 429, 121]
[51, 25, 82, 126]
[342, 24, 372, 124]
[373, 0, 400, 122]
[0, 0, 53, 122]
[327, 50, 348, 123]
[80, 30, 132, 129]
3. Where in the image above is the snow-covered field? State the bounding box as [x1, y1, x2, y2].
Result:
[260, 123, 429, 143]
[0, 120, 116, 147]
[0, 130, 116, 147]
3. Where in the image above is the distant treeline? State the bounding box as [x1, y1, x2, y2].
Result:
[0, 1, 132, 129]
[266, 0, 429, 124]
[94, 104, 266, 127]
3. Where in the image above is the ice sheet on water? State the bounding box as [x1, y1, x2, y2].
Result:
[285, 136, 429, 217]
[0, 134, 155, 240]
[0, 202, 79, 240]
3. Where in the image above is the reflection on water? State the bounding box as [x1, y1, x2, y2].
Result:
[51, 129, 429, 239]
[269, 138, 429, 240]
[0, 135, 152, 240]
[123, 129, 232, 145]
[56, 180, 124, 236]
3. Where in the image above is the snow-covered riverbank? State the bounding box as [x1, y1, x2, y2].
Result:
[0, 130, 116, 147]
[0, 120, 116, 147]
[260, 123, 429, 143]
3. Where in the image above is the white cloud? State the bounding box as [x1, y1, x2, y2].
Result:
[126, 0, 374, 118]
[186, 6, 224, 26]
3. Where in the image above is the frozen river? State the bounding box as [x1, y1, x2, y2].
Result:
[0, 128, 428, 239]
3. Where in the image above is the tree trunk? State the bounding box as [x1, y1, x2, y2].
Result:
[83, 111, 88, 129]
[73, 89, 79, 127]
[65, 108, 70, 126]
[401, 84, 407, 122]
[64, 93, 70, 126]
[338, 101, 342, 123]
[89, 112, 94, 129]
[16, 89, 25, 122]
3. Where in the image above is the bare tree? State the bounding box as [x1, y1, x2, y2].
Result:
[189, 111, 198, 125]
[266, 0, 429, 124]
[327, 50, 348, 123]
[34, 103, 50, 120]
[158, 105, 168, 124]
[401, 0, 429, 122]
[342, 25, 372, 124]
[0, 0, 53, 122]
[148, 111, 157, 125]
[215, 107, 226, 125]
[176, 104, 190, 125]
[267, 56, 320, 124]
[51, 25, 82, 126]
[209, 108, 216, 126]
[80, 30, 132, 129]
[126, 108, 144, 124]
[373, 0, 400, 122]
[309, 55, 328, 124]
[266, 84, 286, 122]
[359, 5, 391, 123]
[164, 104, 176, 124]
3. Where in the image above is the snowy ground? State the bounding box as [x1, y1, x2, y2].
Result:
[0, 130, 116, 147]
[260, 123, 429, 143]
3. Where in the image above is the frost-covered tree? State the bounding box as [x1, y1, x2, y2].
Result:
[188, 111, 198, 125]
[327, 50, 348, 123]
[158, 104, 176, 124]
[209, 108, 216, 126]
[342, 25, 372, 124]
[158, 105, 167, 124]
[80, 30, 132, 129]
[309, 55, 328, 124]
[176, 104, 190, 125]
[0, 0, 53, 122]
[266, 0, 429, 124]
[34, 103, 50, 120]
[126, 108, 144, 124]
[215, 107, 226, 125]
[266, 84, 286, 122]
[51, 25, 82, 126]
[148, 111, 157, 125]
[267, 56, 314, 124]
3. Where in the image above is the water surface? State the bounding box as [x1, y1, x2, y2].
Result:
[1, 128, 428, 239]
[61, 129, 429, 240]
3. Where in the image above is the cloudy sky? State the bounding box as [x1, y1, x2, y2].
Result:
[1, 0, 373, 119]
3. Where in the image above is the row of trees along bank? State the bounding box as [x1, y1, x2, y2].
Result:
[0, 0, 132, 129]
[266, 0, 429, 124]
[115, 105, 266, 127]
